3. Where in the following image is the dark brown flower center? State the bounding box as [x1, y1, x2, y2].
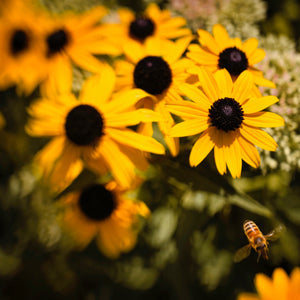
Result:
[208, 97, 244, 132]
[78, 184, 116, 221]
[218, 47, 248, 76]
[10, 29, 29, 55]
[65, 104, 104, 146]
[46, 28, 69, 57]
[133, 56, 172, 95]
[129, 16, 155, 41]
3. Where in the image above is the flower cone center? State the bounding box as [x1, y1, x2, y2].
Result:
[10, 29, 29, 55]
[218, 47, 248, 76]
[209, 97, 244, 132]
[129, 16, 155, 41]
[79, 184, 116, 221]
[65, 104, 104, 146]
[46, 28, 69, 56]
[133, 56, 172, 95]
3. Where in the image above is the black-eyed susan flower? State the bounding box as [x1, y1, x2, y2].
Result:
[166, 68, 284, 178]
[238, 267, 300, 300]
[26, 65, 165, 192]
[60, 181, 150, 258]
[102, 3, 192, 53]
[39, 5, 121, 94]
[187, 24, 275, 88]
[115, 36, 193, 156]
[0, 1, 48, 94]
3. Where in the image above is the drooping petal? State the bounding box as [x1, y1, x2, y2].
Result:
[236, 133, 260, 168]
[225, 131, 242, 178]
[92, 137, 138, 188]
[108, 128, 165, 154]
[243, 112, 284, 128]
[106, 109, 162, 128]
[240, 124, 278, 151]
[189, 128, 214, 167]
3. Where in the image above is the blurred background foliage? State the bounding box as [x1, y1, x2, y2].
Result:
[1, 0, 300, 299]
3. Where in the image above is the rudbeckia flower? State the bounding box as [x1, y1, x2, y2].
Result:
[238, 268, 300, 300]
[166, 68, 284, 178]
[26, 65, 165, 192]
[0, 1, 48, 94]
[101, 3, 192, 53]
[187, 24, 275, 89]
[39, 5, 121, 94]
[115, 36, 193, 156]
[60, 181, 150, 258]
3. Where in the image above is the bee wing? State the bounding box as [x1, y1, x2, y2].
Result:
[265, 224, 286, 241]
[233, 244, 252, 263]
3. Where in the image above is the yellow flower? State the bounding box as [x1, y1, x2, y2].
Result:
[187, 24, 275, 88]
[166, 67, 284, 178]
[0, 1, 49, 94]
[115, 36, 193, 156]
[102, 3, 192, 54]
[26, 65, 165, 192]
[60, 181, 150, 258]
[238, 268, 300, 300]
[39, 5, 121, 95]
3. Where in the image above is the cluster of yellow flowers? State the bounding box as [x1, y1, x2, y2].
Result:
[0, 0, 284, 260]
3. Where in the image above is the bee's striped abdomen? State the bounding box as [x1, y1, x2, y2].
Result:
[243, 220, 261, 242]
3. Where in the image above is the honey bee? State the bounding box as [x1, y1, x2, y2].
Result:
[234, 220, 284, 263]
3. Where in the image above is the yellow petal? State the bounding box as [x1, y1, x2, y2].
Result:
[214, 69, 233, 98]
[272, 268, 289, 300]
[178, 82, 212, 109]
[242, 37, 259, 58]
[94, 137, 138, 188]
[106, 109, 162, 127]
[104, 89, 153, 114]
[164, 36, 193, 63]
[166, 102, 208, 119]
[243, 112, 284, 128]
[198, 67, 220, 102]
[80, 64, 115, 106]
[170, 118, 209, 137]
[248, 48, 266, 65]
[69, 50, 104, 73]
[197, 29, 220, 55]
[189, 128, 214, 166]
[242, 95, 279, 114]
[255, 273, 274, 300]
[226, 131, 242, 178]
[237, 133, 260, 168]
[49, 141, 83, 192]
[240, 124, 278, 151]
[187, 45, 219, 65]
[232, 71, 254, 105]
[213, 24, 231, 50]
[108, 128, 165, 154]
[237, 293, 260, 300]
[212, 129, 227, 175]
[253, 75, 276, 88]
